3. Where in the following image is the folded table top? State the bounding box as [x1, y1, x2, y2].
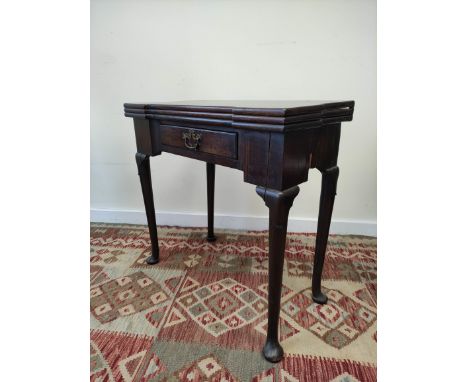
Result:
[124, 100, 354, 132]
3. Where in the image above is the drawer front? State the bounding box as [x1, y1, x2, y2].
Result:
[160, 125, 237, 159]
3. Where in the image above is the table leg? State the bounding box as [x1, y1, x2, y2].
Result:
[256, 185, 300, 363]
[206, 163, 216, 242]
[312, 166, 339, 304]
[135, 153, 160, 264]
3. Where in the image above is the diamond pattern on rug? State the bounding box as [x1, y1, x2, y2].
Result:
[282, 287, 376, 349]
[176, 277, 267, 337]
[91, 271, 168, 323]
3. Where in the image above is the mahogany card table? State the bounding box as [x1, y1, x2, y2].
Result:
[124, 100, 354, 362]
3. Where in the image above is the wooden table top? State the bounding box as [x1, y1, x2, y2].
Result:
[124, 100, 354, 132]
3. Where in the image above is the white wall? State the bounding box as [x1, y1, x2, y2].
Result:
[91, 0, 376, 234]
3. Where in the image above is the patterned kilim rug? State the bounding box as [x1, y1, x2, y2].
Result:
[90, 223, 377, 382]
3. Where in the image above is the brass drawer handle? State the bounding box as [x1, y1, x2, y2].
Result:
[182, 129, 202, 150]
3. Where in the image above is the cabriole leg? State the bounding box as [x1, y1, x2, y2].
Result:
[256, 185, 300, 362]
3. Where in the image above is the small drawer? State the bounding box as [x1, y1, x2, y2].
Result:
[159, 125, 237, 159]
